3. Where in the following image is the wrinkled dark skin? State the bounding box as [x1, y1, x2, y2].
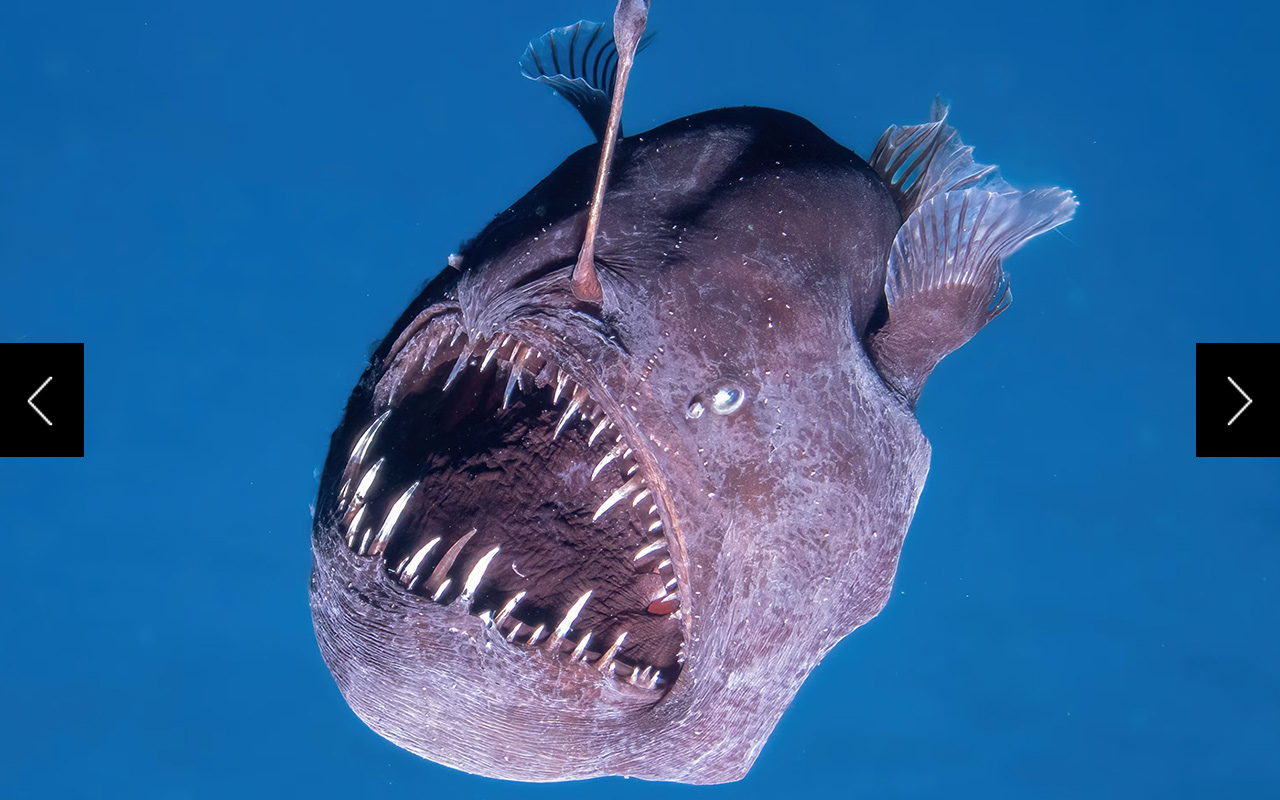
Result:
[311, 108, 930, 783]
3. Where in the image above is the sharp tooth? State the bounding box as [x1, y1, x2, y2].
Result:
[591, 444, 626, 481]
[571, 631, 593, 661]
[631, 488, 651, 507]
[647, 669, 661, 689]
[478, 610, 495, 628]
[665, 577, 678, 590]
[420, 333, 443, 373]
[554, 394, 583, 440]
[424, 528, 477, 597]
[528, 624, 546, 645]
[399, 536, 442, 585]
[449, 325, 464, 346]
[503, 359, 522, 409]
[549, 590, 592, 649]
[553, 371, 569, 404]
[345, 506, 366, 548]
[625, 463, 639, 477]
[337, 478, 352, 508]
[657, 558, 671, 570]
[513, 347, 532, 390]
[633, 539, 664, 561]
[594, 477, 644, 522]
[647, 519, 663, 532]
[458, 545, 501, 608]
[441, 344, 474, 391]
[350, 410, 391, 467]
[505, 622, 523, 642]
[352, 457, 385, 508]
[597, 630, 627, 672]
[371, 481, 420, 556]
[357, 528, 374, 555]
[495, 591, 527, 627]
[431, 579, 452, 602]
[648, 504, 658, 515]
[629, 666, 643, 685]
[588, 418, 610, 447]
[480, 342, 500, 371]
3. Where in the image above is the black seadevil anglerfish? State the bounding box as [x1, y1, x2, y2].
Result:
[310, 0, 1075, 784]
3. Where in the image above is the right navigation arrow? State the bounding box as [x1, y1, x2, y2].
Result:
[1227, 376, 1252, 426]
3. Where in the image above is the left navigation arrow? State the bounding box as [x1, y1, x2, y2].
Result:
[28, 376, 53, 426]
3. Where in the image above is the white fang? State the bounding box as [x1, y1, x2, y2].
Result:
[594, 476, 644, 522]
[353, 457, 385, 506]
[371, 481, 419, 555]
[554, 394, 583, 440]
[495, 591, 526, 627]
[647, 519, 663, 532]
[431, 578, 452, 602]
[591, 444, 626, 481]
[550, 590, 593, 648]
[588, 418, 610, 447]
[345, 506, 366, 548]
[571, 631, 593, 661]
[597, 630, 627, 672]
[441, 345, 473, 391]
[458, 545, 501, 607]
[400, 536, 441, 584]
[350, 410, 391, 465]
[631, 488, 651, 507]
[633, 539, 664, 561]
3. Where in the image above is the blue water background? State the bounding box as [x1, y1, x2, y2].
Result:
[2, 1, 1276, 797]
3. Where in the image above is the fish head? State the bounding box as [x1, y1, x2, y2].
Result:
[310, 108, 932, 783]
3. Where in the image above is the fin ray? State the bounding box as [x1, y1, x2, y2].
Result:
[870, 97, 1008, 219]
[520, 20, 653, 141]
[872, 186, 1077, 401]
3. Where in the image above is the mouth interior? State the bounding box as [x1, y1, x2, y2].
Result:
[328, 315, 683, 690]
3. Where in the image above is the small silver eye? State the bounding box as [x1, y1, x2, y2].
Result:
[710, 384, 745, 415]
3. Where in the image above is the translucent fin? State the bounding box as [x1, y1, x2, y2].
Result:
[869, 186, 1077, 401]
[870, 97, 1009, 220]
[519, 20, 653, 141]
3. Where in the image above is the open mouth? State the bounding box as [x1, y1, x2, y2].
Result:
[326, 312, 684, 691]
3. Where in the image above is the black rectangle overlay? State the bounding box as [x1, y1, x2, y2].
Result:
[2, 343, 84, 457]
[1196, 343, 1279, 457]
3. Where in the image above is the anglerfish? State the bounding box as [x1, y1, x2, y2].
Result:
[310, 0, 1075, 784]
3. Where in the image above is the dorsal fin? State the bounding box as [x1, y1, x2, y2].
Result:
[520, 20, 653, 141]
[868, 103, 1077, 402]
[870, 97, 1005, 220]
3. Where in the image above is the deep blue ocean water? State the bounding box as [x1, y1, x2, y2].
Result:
[2, 1, 1276, 797]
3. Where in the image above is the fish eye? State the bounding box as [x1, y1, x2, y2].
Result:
[710, 384, 745, 415]
[687, 383, 746, 419]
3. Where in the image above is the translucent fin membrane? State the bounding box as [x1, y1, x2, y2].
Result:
[520, 20, 653, 141]
[867, 101, 1077, 401]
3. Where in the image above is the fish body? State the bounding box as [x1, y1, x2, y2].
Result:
[310, 14, 1075, 785]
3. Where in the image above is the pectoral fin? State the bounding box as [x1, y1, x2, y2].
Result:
[867, 102, 1077, 401]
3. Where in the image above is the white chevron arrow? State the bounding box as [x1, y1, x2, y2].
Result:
[28, 376, 52, 426]
[1227, 376, 1252, 426]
